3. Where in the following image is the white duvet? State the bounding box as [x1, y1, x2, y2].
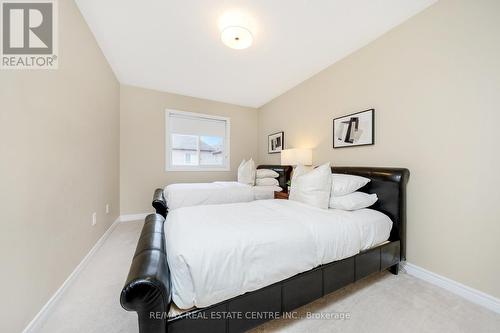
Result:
[164, 181, 281, 209]
[165, 199, 392, 309]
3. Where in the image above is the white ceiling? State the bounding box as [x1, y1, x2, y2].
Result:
[75, 0, 436, 108]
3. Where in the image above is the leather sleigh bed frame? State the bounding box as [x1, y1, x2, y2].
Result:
[152, 165, 293, 217]
[121, 167, 410, 333]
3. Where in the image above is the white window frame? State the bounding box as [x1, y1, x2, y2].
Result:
[165, 109, 231, 172]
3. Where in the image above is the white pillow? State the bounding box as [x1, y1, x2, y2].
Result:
[331, 174, 370, 196]
[329, 192, 378, 211]
[289, 163, 332, 209]
[256, 169, 279, 179]
[291, 164, 312, 180]
[237, 159, 256, 185]
[256, 178, 279, 186]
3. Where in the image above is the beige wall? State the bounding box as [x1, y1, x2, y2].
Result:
[120, 85, 259, 214]
[0, 1, 120, 332]
[2, 1, 498, 331]
[258, 0, 500, 298]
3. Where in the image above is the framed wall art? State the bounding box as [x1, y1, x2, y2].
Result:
[268, 131, 284, 154]
[333, 109, 374, 148]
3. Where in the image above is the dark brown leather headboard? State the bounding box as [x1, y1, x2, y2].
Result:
[331, 167, 410, 260]
[257, 165, 293, 192]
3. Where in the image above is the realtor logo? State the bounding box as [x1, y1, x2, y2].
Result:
[1, 0, 58, 69]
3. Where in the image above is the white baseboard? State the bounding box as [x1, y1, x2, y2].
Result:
[23, 213, 151, 331]
[23, 213, 151, 333]
[119, 212, 151, 222]
[403, 262, 500, 314]
[24, 223, 498, 332]
[23, 218, 120, 333]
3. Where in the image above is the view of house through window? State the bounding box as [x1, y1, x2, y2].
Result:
[167, 110, 230, 170]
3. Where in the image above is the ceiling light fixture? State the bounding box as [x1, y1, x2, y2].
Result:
[221, 26, 253, 50]
[218, 10, 255, 50]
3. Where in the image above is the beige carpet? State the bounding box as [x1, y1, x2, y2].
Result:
[36, 221, 500, 333]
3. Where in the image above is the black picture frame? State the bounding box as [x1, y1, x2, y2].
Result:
[268, 131, 284, 154]
[333, 109, 375, 148]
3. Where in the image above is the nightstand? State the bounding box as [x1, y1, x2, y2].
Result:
[274, 191, 289, 199]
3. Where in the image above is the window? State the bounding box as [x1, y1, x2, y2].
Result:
[166, 110, 230, 171]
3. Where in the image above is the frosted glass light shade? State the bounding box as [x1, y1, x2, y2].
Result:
[221, 26, 253, 49]
[281, 148, 312, 166]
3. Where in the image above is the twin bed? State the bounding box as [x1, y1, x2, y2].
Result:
[152, 165, 292, 216]
[121, 166, 410, 333]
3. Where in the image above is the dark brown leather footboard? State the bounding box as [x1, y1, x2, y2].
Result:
[152, 189, 167, 218]
[120, 214, 171, 332]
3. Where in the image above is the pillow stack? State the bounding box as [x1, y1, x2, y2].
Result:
[288, 164, 378, 211]
[237, 159, 256, 185]
[329, 174, 377, 210]
[255, 168, 280, 186]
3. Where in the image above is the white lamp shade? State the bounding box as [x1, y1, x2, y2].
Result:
[281, 148, 312, 166]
